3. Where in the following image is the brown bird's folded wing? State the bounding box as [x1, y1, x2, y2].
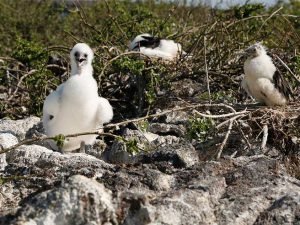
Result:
[273, 68, 293, 100]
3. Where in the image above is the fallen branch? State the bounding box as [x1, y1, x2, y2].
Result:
[261, 124, 268, 151]
[234, 120, 252, 150]
[216, 118, 234, 159]
[105, 103, 249, 129]
[216, 114, 244, 129]
[0, 132, 119, 155]
[0, 103, 249, 154]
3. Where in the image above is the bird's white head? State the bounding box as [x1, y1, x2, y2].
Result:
[70, 43, 94, 75]
[129, 33, 153, 50]
[244, 43, 267, 59]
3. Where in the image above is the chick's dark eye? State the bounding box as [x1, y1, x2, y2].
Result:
[84, 53, 88, 58]
[74, 52, 79, 57]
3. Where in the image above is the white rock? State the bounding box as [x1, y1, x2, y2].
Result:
[0, 133, 18, 171]
[0, 116, 40, 140]
[6, 144, 111, 170]
[0, 133, 18, 148]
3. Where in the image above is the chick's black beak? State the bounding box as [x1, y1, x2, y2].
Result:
[79, 58, 86, 63]
[75, 56, 87, 66]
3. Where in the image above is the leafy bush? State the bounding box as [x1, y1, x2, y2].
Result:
[0, 0, 299, 119]
[187, 116, 215, 142]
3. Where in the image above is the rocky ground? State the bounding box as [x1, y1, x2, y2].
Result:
[1, 1, 300, 224]
[0, 115, 299, 225]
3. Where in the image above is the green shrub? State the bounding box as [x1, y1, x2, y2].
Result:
[187, 116, 215, 142]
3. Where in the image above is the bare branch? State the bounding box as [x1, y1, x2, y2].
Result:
[261, 125, 268, 151]
[204, 36, 211, 104]
[217, 118, 234, 159]
[105, 103, 249, 129]
[0, 132, 119, 155]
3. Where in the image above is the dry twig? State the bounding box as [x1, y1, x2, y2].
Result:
[234, 120, 252, 150]
[0, 132, 119, 155]
[274, 54, 300, 85]
[0, 103, 249, 154]
[261, 124, 268, 151]
[105, 103, 249, 129]
[217, 118, 234, 159]
[204, 36, 211, 104]
[7, 69, 37, 101]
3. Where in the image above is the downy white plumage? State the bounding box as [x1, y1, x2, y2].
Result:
[242, 43, 293, 106]
[129, 33, 186, 60]
[42, 43, 113, 152]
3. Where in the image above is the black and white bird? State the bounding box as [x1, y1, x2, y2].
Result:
[129, 33, 186, 60]
[42, 43, 113, 152]
[242, 43, 293, 106]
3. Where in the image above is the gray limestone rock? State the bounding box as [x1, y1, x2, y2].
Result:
[0, 133, 18, 171]
[149, 123, 186, 137]
[11, 175, 117, 225]
[216, 155, 300, 225]
[1, 117, 300, 225]
[6, 145, 113, 177]
[140, 142, 200, 168]
[104, 128, 182, 164]
[165, 110, 189, 124]
[0, 117, 40, 140]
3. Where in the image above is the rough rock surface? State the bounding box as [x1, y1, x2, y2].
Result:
[11, 175, 117, 225]
[0, 133, 18, 171]
[0, 117, 40, 140]
[0, 117, 300, 225]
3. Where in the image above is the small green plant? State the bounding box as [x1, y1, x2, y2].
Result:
[53, 134, 66, 149]
[125, 138, 140, 155]
[137, 120, 150, 132]
[0, 175, 28, 185]
[112, 56, 145, 76]
[145, 67, 162, 106]
[112, 56, 167, 110]
[187, 116, 215, 142]
[233, 3, 265, 19]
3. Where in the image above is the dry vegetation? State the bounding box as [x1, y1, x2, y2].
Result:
[0, 0, 299, 174]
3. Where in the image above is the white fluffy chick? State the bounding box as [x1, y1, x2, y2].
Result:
[43, 43, 113, 152]
[242, 43, 293, 106]
[129, 33, 186, 60]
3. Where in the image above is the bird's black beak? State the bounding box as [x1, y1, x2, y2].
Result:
[76, 57, 87, 67]
[244, 47, 256, 57]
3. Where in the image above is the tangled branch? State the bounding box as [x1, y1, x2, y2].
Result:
[0, 103, 250, 154]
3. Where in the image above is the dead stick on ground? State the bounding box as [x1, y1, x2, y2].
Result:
[216, 118, 234, 159]
[234, 120, 252, 150]
[0, 132, 119, 155]
[261, 125, 268, 151]
[216, 114, 243, 129]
